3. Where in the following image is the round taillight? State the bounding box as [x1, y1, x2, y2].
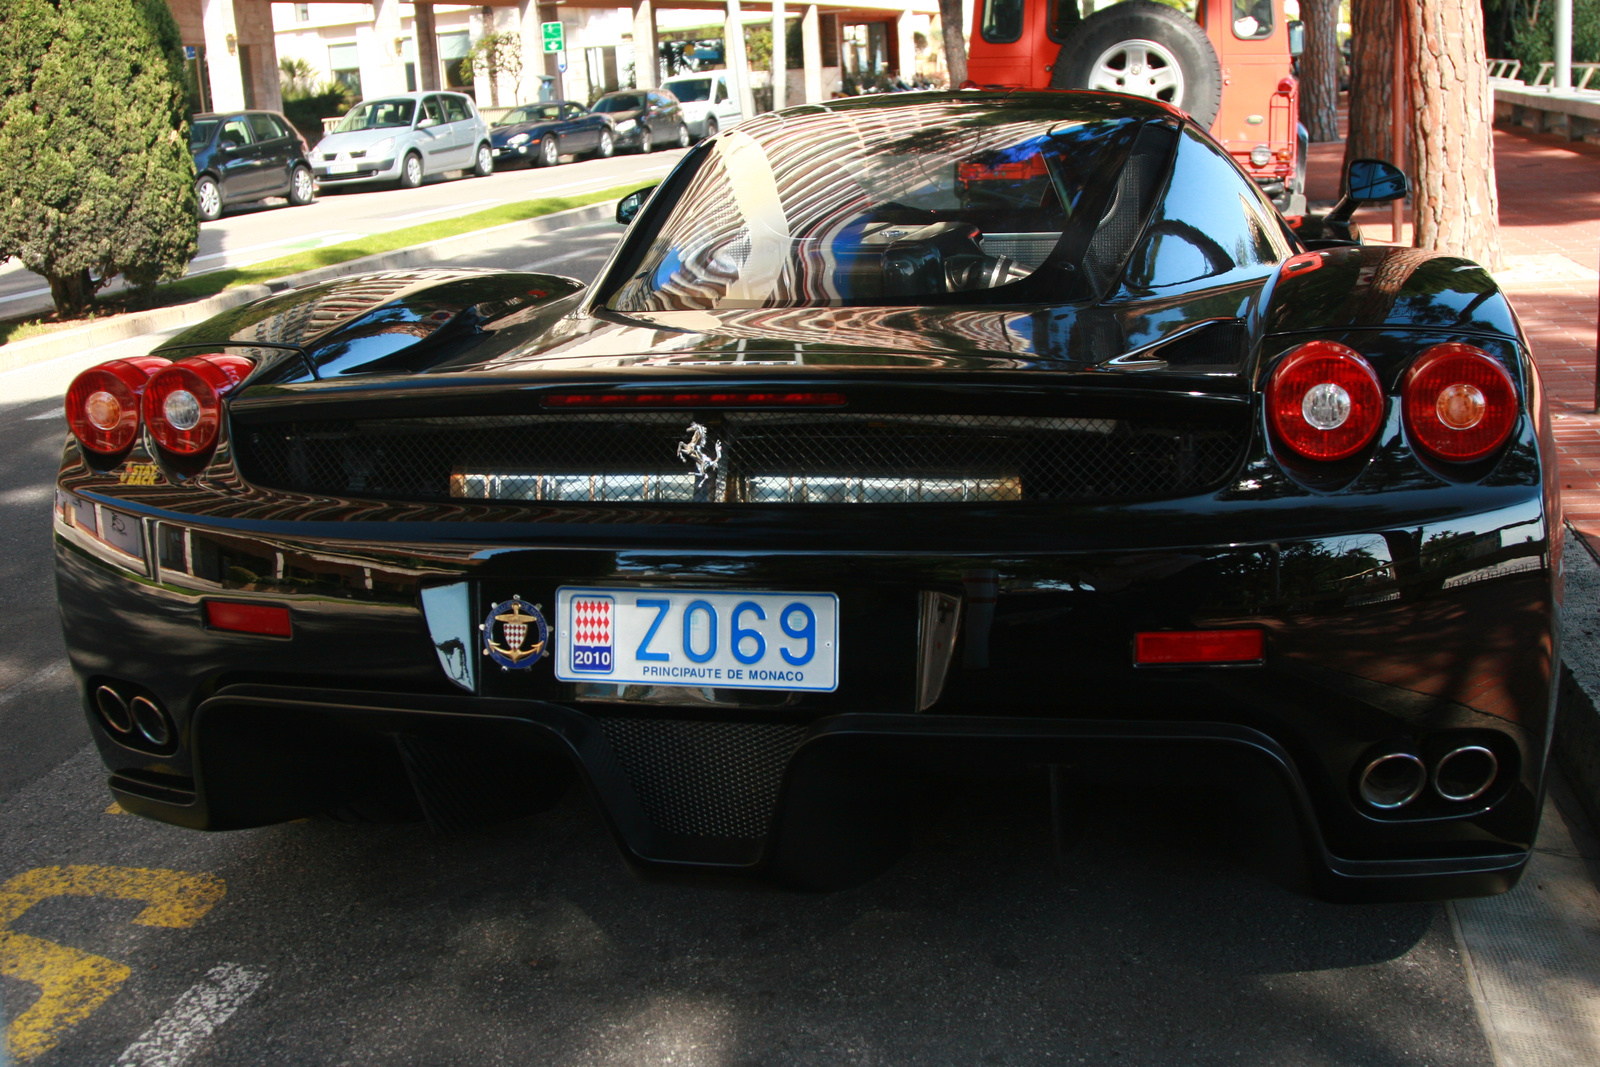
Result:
[1402, 344, 1518, 462]
[64, 357, 169, 455]
[141, 354, 253, 457]
[1265, 341, 1385, 461]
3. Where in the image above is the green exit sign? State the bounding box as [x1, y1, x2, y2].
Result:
[541, 21, 564, 52]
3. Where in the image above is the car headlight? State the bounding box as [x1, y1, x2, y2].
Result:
[1250, 145, 1272, 168]
[507, 133, 530, 147]
[368, 137, 395, 157]
[615, 119, 637, 133]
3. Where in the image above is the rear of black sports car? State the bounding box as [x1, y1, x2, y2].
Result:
[54, 93, 1560, 902]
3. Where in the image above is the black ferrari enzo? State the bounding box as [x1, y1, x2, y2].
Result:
[55, 92, 1558, 902]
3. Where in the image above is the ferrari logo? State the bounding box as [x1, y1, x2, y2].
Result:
[676, 421, 722, 485]
[480, 595, 549, 671]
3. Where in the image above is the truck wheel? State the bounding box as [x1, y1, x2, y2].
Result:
[1051, 0, 1222, 128]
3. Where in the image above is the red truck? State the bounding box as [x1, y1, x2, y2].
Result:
[966, 0, 1306, 212]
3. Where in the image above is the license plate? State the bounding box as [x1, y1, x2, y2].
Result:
[328, 163, 357, 174]
[554, 587, 838, 692]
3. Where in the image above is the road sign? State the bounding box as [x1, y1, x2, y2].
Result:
[557, 54, 568, 73]
[541, 21, 564, 53]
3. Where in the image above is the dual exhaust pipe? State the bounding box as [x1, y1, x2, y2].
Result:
[94, 684, 174, 753]
[1357, 742, 1500, 811]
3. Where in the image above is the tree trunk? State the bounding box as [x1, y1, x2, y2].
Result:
[47, 269, 96, 319]
[938, 0, 967, 87]
[1344, 0, 1404, 176]
[1301, 0, 1341, 141]
[1404, 0, 1503, 269]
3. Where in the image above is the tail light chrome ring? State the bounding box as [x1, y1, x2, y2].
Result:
[1266, 341, 1385, 462]
[1402, 344, 1518, 463]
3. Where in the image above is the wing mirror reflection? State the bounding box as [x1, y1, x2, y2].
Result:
[616, 185, 657, 226]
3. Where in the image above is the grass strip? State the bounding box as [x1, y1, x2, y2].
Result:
[1, 182, 637, 346]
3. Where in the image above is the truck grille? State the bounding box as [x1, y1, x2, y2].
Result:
[234, 411, 1247, 505]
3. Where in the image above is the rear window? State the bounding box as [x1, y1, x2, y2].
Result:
[665, 78, 713, 102]
[594, 94, 644, 113]
[189, 120, 218, 149]
[608, 98, 1175, 311]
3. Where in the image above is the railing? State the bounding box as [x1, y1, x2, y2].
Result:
[1531, 60, 1600, 89]
[1489, 58, 1523, 80]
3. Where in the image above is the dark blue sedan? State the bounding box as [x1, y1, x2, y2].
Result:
[489, 101, 614, 167]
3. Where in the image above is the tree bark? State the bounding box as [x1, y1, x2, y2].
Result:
[1403, 0, 1503, 269]
[937, 0, 967, 87]
[1344, 0, 1404, 175]
[48, 270, 96, 319]
[1301, 0, 1341, 141]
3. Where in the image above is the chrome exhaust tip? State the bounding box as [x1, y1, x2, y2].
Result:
[1358, 751, 1427, 810]
[128, 695, 173, 750]
[93, 685, 133, 735]
[1433, 744, 1499, 803]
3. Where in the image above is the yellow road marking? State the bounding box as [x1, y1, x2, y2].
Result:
[104, 802, 124, 815]
[0, 866, 225, 1062]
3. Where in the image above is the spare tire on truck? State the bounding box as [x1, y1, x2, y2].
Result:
[1051, 0, 1223, 128]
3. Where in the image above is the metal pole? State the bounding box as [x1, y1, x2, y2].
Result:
[1391, 11, 1405, 244]
[1556, 0, 1573, 90]
[772, 0, 787, 111]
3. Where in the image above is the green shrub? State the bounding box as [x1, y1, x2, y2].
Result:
[0, 0, 196, 316]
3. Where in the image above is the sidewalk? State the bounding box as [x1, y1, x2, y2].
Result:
[1306, 121, 1600, 548]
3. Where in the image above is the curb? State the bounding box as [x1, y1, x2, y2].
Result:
[1560, 525, 1600, 831]
[0, 199, 618, 374]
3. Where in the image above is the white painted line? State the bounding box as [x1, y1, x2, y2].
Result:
[0, 285, 50, 305]
[112, 963, 267, 1067]
[190, 230, 348, 264]
[388, 197, 501, 222]
[520, 246, 608, 270]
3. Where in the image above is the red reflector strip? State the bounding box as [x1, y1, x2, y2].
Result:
[542, 392, 847, 409]
[1134, 629, 1264, 665]
[205, 601, 291, 637]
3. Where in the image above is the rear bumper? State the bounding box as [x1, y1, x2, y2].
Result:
[55, 489, 1558, 901]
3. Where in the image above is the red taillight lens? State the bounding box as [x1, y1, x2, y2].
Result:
[1402, 344, 1518, 463]
[1134, 629, 1264, 665]
[64, 357, 169, 455]
[1265, 341, 1385, 461]
[541, 391, 847, 409]
[141, 354, 253, 457]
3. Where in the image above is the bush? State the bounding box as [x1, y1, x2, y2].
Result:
[281, 82, 356, 146]
[0, 0, 197, 317]
[1510, 0, 1600, 72]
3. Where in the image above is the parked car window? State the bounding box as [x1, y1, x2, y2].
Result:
[219, 117, 253, 148]
[714, 79, 728, 105]
[609, 102, 1157, 311]
[561, 103, 585, 120]
[498, 104, 561, 125]
[335, 98, 415, 132]
[1233, 0, 1273, 39]
[189, 119, 219, 149]
[667, 78, 713, 103]
[1122, 127, 1287, 292]
[247, 113, 284, 142]
[981, 0, 1025, 43]
[419, 96, 444, 126]
[442, 95, 471, 123]
[593, 93, 645, 113]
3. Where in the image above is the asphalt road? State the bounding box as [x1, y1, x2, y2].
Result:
[0, 235, 1502, 1066]
[0, 146, 684, 318]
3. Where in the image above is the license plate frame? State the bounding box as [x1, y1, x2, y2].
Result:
[554, 587, 839, 692]
[328, 162, 357, 175]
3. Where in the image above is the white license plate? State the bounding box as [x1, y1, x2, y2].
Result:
[554, 587, 838, 692]
[328, 163, 357, 174]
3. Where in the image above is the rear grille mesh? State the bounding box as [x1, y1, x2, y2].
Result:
[599, 718, 806, 840]
[234, 411, 1246, 505]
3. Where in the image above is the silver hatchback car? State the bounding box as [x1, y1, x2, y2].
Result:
[312, 91, 492, 188]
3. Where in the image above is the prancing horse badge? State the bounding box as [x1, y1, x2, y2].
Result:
[481, 595, 549, 670]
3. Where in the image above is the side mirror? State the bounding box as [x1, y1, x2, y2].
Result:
[418, 117, 438, 129]
[1346, 158, 1409, 203]
[616, 185, 657, 226]
[1287, 20, 1305, 58]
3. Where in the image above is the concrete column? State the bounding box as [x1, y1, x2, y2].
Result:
[633, 0, 658, 88]
[363, 0, 409, 98]
[1555, 0, 1573, 90]
[201, 0, 245, 112]
[415, 3, 441, 91]
[801, 4, 822, 103]
[726, 0, 757, 119]
[771, 0, 787, 111]
[895, 7, 914, 83]
[517, 0, 541, 102]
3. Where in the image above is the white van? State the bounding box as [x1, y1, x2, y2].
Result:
[660, 70, 744, 140]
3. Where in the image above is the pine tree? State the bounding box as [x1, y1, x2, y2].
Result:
[0, 0, 197, 317]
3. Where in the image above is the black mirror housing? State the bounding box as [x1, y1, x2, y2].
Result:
[616, 185, 657, 226]
[1346, 159, 1409, 204]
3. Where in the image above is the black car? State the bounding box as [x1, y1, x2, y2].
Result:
[490, 100, 615, 167]
[189, 110, 315, 222]
[590, 88, 689, 153]
[56, 92, 1557, 904]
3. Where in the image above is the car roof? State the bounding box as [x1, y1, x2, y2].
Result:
[192, 110, 284, 120]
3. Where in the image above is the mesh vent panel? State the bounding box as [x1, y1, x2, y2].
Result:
[599, 718, 806, 840]
[235, 411, 1246, 505]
